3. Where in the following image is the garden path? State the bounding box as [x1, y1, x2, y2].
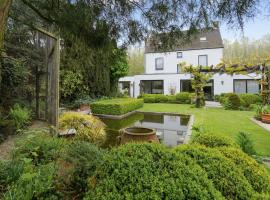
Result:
[205, 101, 222, 108]
[0, 120, 48, 160]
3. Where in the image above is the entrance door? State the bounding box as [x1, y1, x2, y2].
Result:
[204, 80, 214, 100]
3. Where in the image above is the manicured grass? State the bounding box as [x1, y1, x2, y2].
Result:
[139, 103, 270, 156]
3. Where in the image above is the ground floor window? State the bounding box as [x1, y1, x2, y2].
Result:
[234, 79, 260, 94]
[140, 80, 164, 94]
[180, 80, 194, 92]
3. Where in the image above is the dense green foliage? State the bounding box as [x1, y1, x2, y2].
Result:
[9, 104, 31, 132]
[191, 133, 237, 148]
[56, 141, 104, 199]
[175, 145, 270, 199]
[141, 93, 193, 104]
[91, 98, 143, 115]
[224, 93, 241, 110]
[239, 93, 262, 108]
[127, 48, 144, 75]
[86, 143, 223, 200]
[59, 112, 106, 145]
[236, 132, 256, 156]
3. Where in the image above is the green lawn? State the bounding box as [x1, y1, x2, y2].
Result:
[139, 103, 270, 156]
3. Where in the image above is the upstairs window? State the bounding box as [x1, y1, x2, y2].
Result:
[198, 55, 208, 66]
[155, 57, 164, 70]
[177, 52, 183, 58]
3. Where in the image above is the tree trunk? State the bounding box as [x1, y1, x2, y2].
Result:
[0, 0, 12, 50]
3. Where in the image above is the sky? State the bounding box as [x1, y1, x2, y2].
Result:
[220, 13, 270, 41]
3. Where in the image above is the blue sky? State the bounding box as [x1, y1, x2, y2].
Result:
[220, 14, 270, 41]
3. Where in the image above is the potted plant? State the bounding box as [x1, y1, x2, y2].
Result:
[261, 106, 270, 123]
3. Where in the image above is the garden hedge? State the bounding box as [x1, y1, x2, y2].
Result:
[85, 143, 223, 200]
[91, 98, 143, 115]
[141, 93, 193, 104]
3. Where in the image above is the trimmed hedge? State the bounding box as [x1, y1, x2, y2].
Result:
[224, 93, 241, 110]
[85, 143, 223, 200]
[239, 93, 262, 108]
[141, 93, 193, 104]
[191, 133, 237, 148]
[91, 98, 143, 115]
[175, 145, 269, 199]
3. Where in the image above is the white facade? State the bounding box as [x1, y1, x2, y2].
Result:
[144, 48, 223, 74]
[119, 39, 260, 98]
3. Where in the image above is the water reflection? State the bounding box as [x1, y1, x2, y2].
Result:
[99, 112, 190, 148]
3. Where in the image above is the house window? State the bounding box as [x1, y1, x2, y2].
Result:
[180, 80, 194, 92]
[177, 52, 183, 58]
[234, 80, 259, 94]
[198, 55, 208, 66]
[141, 80, 164, 94]
[155, 57, 164, 70]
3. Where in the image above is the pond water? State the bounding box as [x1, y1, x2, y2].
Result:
[99, 112, 190, 148]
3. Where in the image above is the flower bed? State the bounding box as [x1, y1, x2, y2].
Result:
[91, 98, 143, 115]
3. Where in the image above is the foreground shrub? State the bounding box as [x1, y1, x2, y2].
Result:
[56, 141, 104, 199]
[239, 93, 262, 108]
[59, 112, 106, 145]
[175, 145, 267, 199]
[191, 133, 237, 148]
[218, 147, 270, 194]
[12, 129, 66, 165]
[236, 132, 256, 156]
[86, 143, 223, 200]
[9, 104, 31, 132]
[4, 163, 59, 200]
[91, 98, 143, 115]
[224, 93, 241, 110]
[175, 92, 191, 103]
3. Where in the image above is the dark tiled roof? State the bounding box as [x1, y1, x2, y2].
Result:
[145, 28, 223, 53]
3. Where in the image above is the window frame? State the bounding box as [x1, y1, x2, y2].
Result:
[177, 52, 183, 58]
[140, 80, 164, 94]
[233, 79, 260, 94]
[198, 55, 208, 67]
[155, 57, 164, 70]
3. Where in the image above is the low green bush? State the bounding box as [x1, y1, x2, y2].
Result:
[175, 92, 191, 103]
[56, 141, 104, 199]
[9, 104, 31, 132]
[91, 98, 143, 115]
[239, 94, 262, 108]
[59, 112, 106, 145]
[224, 93, 241, 110]
[4, 162, 59, 200]
[85, 143, 223, 199]
[191, 133, 237, 148]
[175, 145, 268, 199]
[12, 129, 66, 165]
[236, 132, 256, 156]
[218, 147, 270, 194]
[214, 95, 220, 102]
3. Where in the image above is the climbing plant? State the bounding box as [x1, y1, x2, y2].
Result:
[182, 63, 212, 108]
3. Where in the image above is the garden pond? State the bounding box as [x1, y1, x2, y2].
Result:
[99, 112, 190, 148]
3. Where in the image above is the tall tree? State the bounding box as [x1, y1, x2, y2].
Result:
[0, 0, 12, 50]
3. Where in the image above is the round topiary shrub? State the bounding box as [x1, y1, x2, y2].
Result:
[239, 93, 262, 108]
[175, 92, 191, 104]
[174, 145, 269, 199]
[85, 143, 223, 200]
[218, 147, 270, 195]
[191, 133, 237, 148]
[59, 112, 106, 145]
[224, 93, 241, 110]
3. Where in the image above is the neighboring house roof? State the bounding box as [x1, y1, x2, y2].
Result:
[145, 28, 224, 53]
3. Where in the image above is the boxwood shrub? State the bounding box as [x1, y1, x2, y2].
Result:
[191, 133, 237, 148]
[224, 93, 241, 110]
[141, 93, 192, 104]
[85, 143, 223, 200]
[175, 92, 191, 103]
[218, 147, 270, 194]
[239, 93, 262, 108]
[175, 145, 269, 199]
[91, 98, 143, 115]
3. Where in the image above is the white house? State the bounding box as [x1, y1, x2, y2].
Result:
[119, 28, 261, 99]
